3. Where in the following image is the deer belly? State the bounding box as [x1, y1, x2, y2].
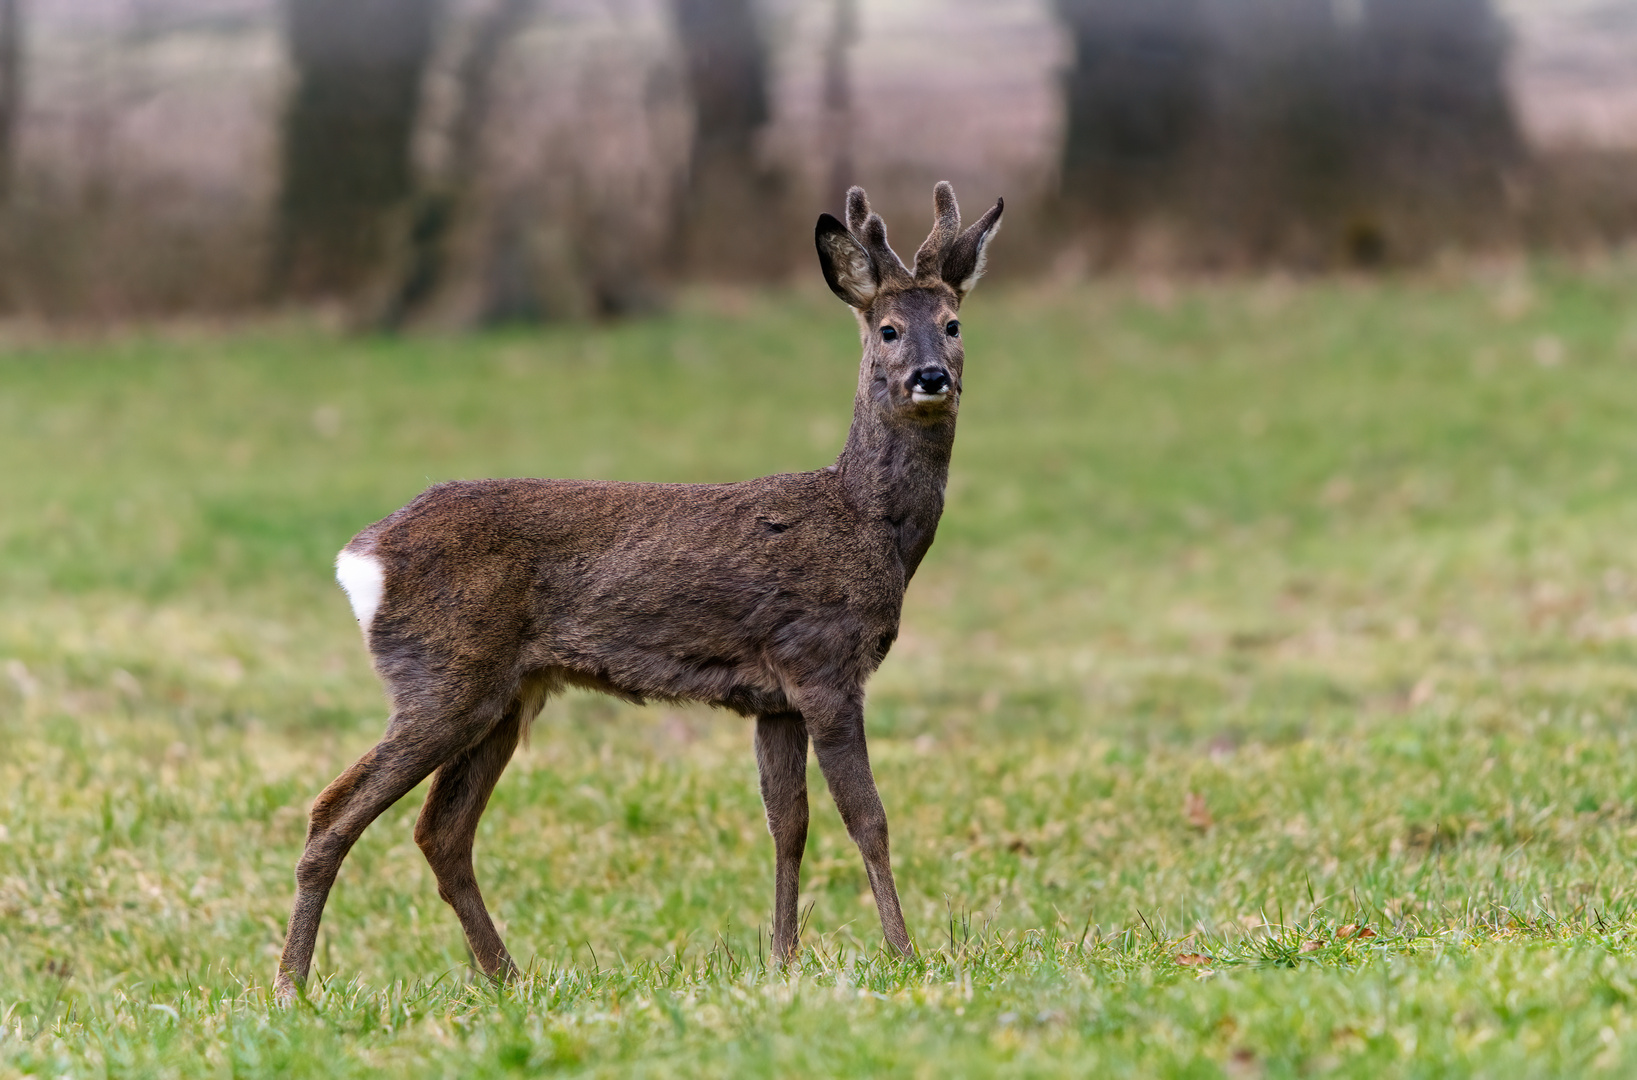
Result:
[530, 623, 791, 713]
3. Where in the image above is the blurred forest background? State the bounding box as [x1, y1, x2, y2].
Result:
[0, 0, 1633, 323]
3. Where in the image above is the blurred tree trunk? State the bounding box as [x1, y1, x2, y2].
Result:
[1053, 0, 1210, 223]
[673, 0, 784, 279]
[272, 0, 439, 302]
[820, 0, 858, 214]
[1227, 0, 1524, 263]
[1052, 0, 1522, 266]
[1204, 0, 1361, 259]
[0, 0, 21, 203]
[1356, 0, 1521, 197]
[385, 0, 535, 328]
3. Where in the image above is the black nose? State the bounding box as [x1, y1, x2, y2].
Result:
[910, 369, 951, 395]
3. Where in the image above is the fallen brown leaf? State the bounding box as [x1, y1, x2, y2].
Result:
[1299, 940, 1322, 953]
[1184, 792, 1214, 830]
[1176, 952, 1211, 966]
[1337, 924, 1377, 940]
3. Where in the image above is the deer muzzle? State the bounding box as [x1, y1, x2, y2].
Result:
[909, 368, 952, 403]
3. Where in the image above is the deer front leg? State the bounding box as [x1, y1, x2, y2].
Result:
[804, 693, 912, 956]
[755, 711, 810, 964]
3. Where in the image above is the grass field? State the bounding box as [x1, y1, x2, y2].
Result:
[4, 262, 1637, 1076]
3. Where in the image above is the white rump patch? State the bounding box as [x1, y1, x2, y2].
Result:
[335, 550, 385, 630]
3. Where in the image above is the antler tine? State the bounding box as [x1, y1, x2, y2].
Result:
[859, 215, 911, 287]
[845, 186, 872, 236]
[913, 181, 962, 284]
[843, 185, 911, 288]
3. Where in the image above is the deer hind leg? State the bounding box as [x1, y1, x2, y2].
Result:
[803, 691, 912, 956]
[755, 711, 810, 964]
[413, 685, 544, 982]
[274, 695, 505, 1001]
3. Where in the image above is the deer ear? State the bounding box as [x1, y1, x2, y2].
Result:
[942, 197, 1003, 299]
[815, 213, 879, 308]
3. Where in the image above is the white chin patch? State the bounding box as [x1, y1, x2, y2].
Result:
[335, 550, 386, 630]
[912, 391, 950, 404]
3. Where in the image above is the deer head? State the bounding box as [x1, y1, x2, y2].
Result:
[815, 183, 1003, 424]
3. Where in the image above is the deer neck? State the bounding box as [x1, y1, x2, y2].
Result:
[835, 396, 956, 582]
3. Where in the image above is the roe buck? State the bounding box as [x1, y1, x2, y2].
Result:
[273, 182, 1002, 999]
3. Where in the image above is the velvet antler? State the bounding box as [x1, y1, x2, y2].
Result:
[844, 186, 912, 290]
[912, 181, 962, 285]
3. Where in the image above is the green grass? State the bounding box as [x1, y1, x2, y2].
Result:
[4, 263, 1637, 1076]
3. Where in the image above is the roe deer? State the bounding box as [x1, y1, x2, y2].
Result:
[273, 182, 1002, 999]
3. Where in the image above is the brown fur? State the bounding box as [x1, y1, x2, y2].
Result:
[273, 183, 1003, 999]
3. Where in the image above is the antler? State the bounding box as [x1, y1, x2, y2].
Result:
[912, 181, 961, 284]
[845, 186, 913, 289]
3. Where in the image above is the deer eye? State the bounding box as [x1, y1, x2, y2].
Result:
[880, 325, 899, 342]
[946, 320, 961, 337]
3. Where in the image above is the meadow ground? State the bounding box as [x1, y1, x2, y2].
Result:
[4, 262, 1637, 1076]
